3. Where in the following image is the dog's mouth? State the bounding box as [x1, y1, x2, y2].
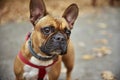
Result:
[40, 42, 67, 56]
[40, 39, 67, 56]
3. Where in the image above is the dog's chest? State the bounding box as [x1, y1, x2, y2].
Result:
[23, 56, 53, 80]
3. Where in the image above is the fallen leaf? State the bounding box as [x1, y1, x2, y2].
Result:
[101, 71, 117, 80]
[99, 30, 108, 35]
[82, 54, 94, 60]
[95, 39, 108, 45]
[87, 19, 93, 24]
[78, 42, 86, 48]
[98, 23, 108, 29]
[92, 46, 112, 57]
[99, 30, 113, 38]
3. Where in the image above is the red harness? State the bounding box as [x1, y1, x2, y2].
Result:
[18, 32, 57, 79]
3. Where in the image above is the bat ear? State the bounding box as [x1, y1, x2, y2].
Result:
[62, 4, 79, 29]
[29, 0, 47, 25]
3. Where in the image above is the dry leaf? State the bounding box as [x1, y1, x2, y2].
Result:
[87, 19, 93, 24]
[92, 46, 112, 57]
[101, 71, 117, 80]
[99, 30, 108, 35]
[82, 54, 94, 60]
[78, 42, 86, 48]
[99, 30, 113, 38]
[98, 23, 108, 29]
[95, 39, 108, 45]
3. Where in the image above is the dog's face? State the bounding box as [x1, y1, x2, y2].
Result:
[29, 0, 79, 56]
[33, 16, 70, 56]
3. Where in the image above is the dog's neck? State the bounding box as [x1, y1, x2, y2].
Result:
[30, 55, 53, 66]
[23, 40, 54, 66]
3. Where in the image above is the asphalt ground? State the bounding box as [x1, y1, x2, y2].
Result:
[0, 7, 120, 80]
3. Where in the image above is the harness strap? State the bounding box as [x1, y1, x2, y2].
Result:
[18, 32, 58, 79]
[18, 51, 57, 79]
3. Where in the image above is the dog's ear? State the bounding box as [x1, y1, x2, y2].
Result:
[62, 4, 79, 29]
[30, 0, 47, 25]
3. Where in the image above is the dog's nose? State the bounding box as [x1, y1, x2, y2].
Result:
[52, 32, 65, 42]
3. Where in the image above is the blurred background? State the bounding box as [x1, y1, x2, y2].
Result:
[0, 0, 120, 25]
[0, 0, 120, 80]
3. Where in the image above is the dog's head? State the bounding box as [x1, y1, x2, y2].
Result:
[29, 0, 79, 56]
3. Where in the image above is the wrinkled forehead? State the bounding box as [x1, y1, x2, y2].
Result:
[35, 15, 69, 30]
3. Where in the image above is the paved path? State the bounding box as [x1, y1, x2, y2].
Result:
[0, 7, 120, 80]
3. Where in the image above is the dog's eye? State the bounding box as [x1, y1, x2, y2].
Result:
[65, 28, 71, 36]
[42, 26, 54, 35]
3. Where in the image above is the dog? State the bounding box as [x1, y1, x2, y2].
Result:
[14, 0, 79, 80]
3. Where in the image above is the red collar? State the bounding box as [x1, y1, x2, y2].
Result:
[18, 51, 57, 79]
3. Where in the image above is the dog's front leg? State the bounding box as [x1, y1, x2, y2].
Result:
[62, 42, 75, 80]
